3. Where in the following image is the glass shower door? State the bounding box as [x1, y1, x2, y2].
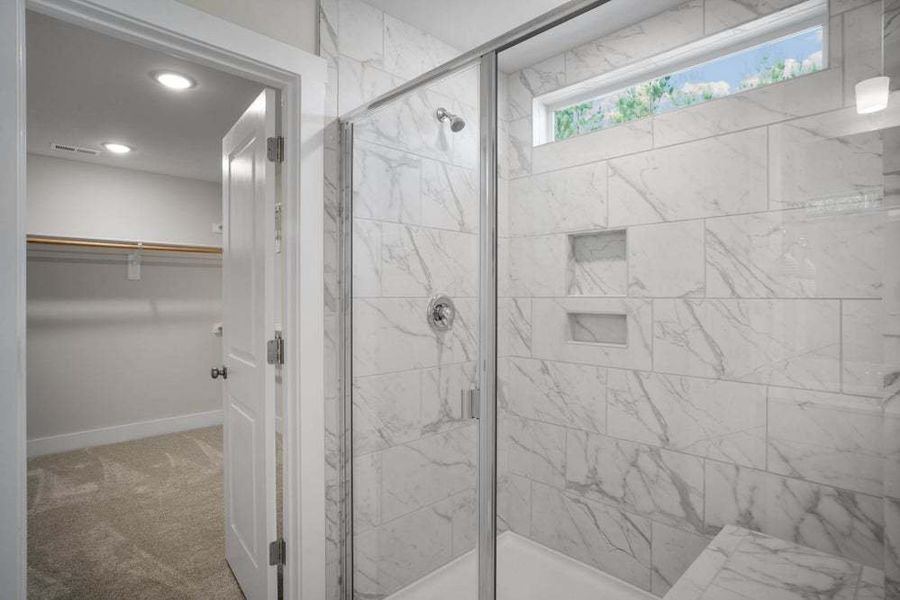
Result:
[347, 62, 482, 599]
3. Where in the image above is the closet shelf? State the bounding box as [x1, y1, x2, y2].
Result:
[27, 235, 222, 255]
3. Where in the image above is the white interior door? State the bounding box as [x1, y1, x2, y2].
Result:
[222, 88, 278, 600]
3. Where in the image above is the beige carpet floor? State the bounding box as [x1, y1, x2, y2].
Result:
[27, 426, 246, 600]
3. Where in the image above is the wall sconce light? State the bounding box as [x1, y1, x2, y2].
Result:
[855, 76, 890, 114]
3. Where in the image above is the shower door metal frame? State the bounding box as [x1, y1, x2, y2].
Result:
[338, 3, 615, 600]
[477, 50, 499, 600]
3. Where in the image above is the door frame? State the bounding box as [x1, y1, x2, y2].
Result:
[0, 1, 328, 598]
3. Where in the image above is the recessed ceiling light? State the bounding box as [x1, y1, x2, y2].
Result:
[153, 71, 195, 90]
[103, 142, 133, 155]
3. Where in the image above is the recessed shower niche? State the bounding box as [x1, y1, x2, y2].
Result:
[567, 230, 627, 296]
[568, 312, 627, 345]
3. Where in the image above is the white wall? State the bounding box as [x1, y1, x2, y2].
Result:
[28, 153, 221, 245]
[175, 0, 317, 55]
[26, 154, 223, 455]
[26, 251, 223, 450]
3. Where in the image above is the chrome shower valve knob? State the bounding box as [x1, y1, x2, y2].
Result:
[427, 294, 456, 331]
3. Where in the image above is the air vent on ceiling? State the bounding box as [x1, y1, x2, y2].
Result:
[51, 142, 101, 156]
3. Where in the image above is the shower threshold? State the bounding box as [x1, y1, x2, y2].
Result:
[385, 531, 656, 600]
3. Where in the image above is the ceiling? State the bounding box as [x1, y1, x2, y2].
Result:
[364, 0, 569, 53]
[365, 0, 687, 72]
[26, 11, 265, 182]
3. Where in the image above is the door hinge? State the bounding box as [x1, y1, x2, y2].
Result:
[267, 136, 284, 163]
[267, 331, 284, 365]
[269, 538, 286, 566]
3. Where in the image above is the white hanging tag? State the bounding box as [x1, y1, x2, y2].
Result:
[127, 247, 142, 280]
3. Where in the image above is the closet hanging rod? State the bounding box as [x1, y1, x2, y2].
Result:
[26, 235, 223, 255]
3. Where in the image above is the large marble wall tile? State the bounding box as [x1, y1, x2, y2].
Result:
[531, 119, 653, 174]
[506, 117, 533, 178]
[353, 298, 476, 376]
[566, 431, 706, 531]
[380, 424, 476, 521]
[353, 495, 456, 599]
[769, 108, 884, 210]
[887, 0, 900, 89]
[435, 488, 476, 558]
[532, 297, 653, 371]
[768, 387, 883, 495]
[353, 298, 436, 376]
[705, 461, 768, 532]
[607, 370, 766, 468]
[337, 0, 383, 64]
[530, 482, 653, 590]
[843, 2, 885, 106]
[608, 129, 768, 227]
[842, 300, 885, 396]
[354, 88, 455, 163]
[498, 298, 532, 358]
[507, 162, 607, 236]
[506, 235, 567, 297]
[706, 208, 883, 299]
[628, 221, 705, 297]
[352, 218, 381, 298]
[352, 141, 421, 223]
[653, 299, 841, 390]
[505, 54, 566, 121]
[652, 69, 844, 147]
[857, 566, 887, 600]
[705, 462, 885, 568]
[703, 0, 808, 34]
[382, 14, 458, 81]
[498, 473, 532, 536]
[338, 56, 402, 115]
[886, 497, 900, 597]
[832, 0, 881, 14]
[885, 391, 900, 499]
[420, 160, 477, 233]
[507, 415, 567, 487]
[379, 223, 477, 297]
[765, 475, 884, 568]
[506, 357, 607, 433]
[564, 0, 704, 84]
[888, 172, 900, 208]
[650, 521, 712, 595]
[354, 451, 383, 532]
[353, 369, 422, 455]
[420, 361, 476, 436]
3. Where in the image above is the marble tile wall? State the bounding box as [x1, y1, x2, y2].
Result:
[319, 2, 467, 598]
[497, 0, 898, 596]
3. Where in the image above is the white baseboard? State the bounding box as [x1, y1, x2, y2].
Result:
[27, 409, 224, 457]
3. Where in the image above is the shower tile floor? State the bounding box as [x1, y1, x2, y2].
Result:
[386, 531, 656, 600]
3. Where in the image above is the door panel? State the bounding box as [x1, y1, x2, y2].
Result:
[222, 88, 277, 600]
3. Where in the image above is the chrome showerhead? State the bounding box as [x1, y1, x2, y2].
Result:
[436, 107, 466, 132]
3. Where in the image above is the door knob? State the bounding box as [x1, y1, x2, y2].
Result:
[211, 366, 228, 379]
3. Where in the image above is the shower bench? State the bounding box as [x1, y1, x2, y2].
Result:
[664, 525, 884, 600]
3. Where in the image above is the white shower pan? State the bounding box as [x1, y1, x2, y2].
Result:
[386, 531, 656, 600]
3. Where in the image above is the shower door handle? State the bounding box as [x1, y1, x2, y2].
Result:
[460, 388, 479, 420]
